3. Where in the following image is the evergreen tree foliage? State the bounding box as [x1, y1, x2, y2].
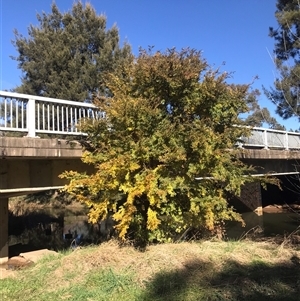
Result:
[265, 0, 300, 120]
[245, 107, 285, 130]
[61, 48, 257, 244]
[244, 89, 285, 130]
[12, 1, 131, 101]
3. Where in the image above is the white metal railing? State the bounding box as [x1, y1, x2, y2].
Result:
[0, 91, 102, 137]
[240, 126, 300, 150]
[1, 91, 300, 149]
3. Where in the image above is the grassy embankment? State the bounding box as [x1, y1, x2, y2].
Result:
[1, 239, 300, 301]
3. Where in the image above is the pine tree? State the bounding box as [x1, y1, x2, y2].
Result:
[12, 2, 131, 101]
[61, 48, 258, 244]
[265, 0, 300, 120]
[244, 89, 285, 130]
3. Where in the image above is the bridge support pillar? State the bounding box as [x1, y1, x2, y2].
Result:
[240, 182, 263, 215]
[0, 198, 9, 264]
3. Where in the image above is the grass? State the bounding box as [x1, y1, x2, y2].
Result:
[1, 239, 300, 300]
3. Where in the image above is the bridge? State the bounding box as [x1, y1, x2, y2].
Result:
[0, 90, 98, 196]
[1, 90, 300, 263]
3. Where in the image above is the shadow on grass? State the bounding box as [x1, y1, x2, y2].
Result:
[140, 258, 300, 301]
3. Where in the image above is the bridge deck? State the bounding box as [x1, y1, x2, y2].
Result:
[0, 137, 83, 158]
[239, 148, 300, 160]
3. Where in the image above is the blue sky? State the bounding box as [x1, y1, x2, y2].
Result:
[0, 0, 299, 129]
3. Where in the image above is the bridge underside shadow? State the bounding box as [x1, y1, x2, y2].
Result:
[0, 158, 94, 192]
[0, 158, 94, 263]
[235, 156, 300, 213]
[261, 175, 300, 206]
[229, 174, 300, 217]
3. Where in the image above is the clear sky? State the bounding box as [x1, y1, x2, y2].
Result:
[0, 0, 299, 129]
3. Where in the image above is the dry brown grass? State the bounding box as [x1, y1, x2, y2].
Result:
[24, 238, 299, 292]
[3, 239, 300, 300]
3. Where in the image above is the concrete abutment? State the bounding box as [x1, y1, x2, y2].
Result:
[239, 182, 263, 215]
[0, 198, 8, 264]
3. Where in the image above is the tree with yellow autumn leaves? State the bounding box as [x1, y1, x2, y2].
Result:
[61, 48, 256, 245]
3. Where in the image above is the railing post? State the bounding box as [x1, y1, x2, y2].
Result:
[26, 98, 36, 137]
[263, 129, 268, 149]
[285, 132, 289, 150]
